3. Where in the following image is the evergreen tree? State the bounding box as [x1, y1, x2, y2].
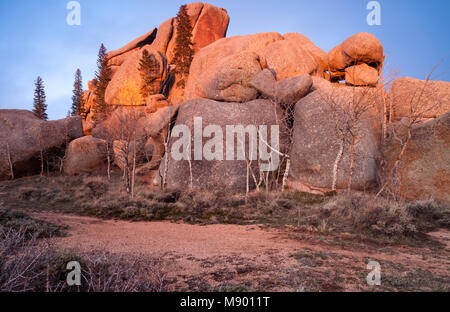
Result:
[93, 44, 112, 119]
[33, 76, 48, 120]
[71, 69, 85, 116]
[138, 49, 161, 98]
[172, 4, 194, 87]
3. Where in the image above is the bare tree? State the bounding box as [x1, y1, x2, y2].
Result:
[5, 143, 14, 180]
[376, 62, 445, 199]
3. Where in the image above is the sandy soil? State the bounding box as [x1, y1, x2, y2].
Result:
[33, 212, 450, 292]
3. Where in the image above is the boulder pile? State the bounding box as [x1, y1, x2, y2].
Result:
[5, 3, 448, 203]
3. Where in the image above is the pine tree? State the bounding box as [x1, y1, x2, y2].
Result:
[93, 44, 112, 120]
[172, 4, 194, 87]
[33, 76, 48, 120]
[138, 49, 161, 98]
[71, 69, 85, 116]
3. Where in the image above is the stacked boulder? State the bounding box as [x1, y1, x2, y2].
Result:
[325, 32, 384, 86]
[184, 32, 326, 102]
[170, 31, 386, 193]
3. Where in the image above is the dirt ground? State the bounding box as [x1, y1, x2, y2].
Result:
[33, 212, 450, 292]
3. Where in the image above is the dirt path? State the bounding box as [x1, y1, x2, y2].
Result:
[33, 212, 450, 292]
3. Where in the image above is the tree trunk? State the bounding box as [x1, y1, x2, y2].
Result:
[332, 139, 344, 191]
[347, 122, 356, 191]
[282, 158, 291, 192]
[40, 149, 44, 177]
[131, 140, 136, 198]
[106, 143, 111, 181]
[6, 143, 14, 180]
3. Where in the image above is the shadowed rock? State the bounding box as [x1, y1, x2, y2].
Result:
[158, 98, 288, 193]
[290, 87, 383, 191]
[0, 110, 83, 180]
[379, 112, 450, 203]
[63, 136, 108, 176]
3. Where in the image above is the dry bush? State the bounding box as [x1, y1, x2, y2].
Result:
[0, 206, 65, 238]
[0, 227, 169, 292]
[0, 227, 54, 292]
[296, 192, 449, 240]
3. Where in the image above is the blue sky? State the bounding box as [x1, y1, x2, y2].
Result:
[0, 0, 448, 120]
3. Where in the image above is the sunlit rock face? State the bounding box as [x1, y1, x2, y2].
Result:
[97, 3, 230, 111]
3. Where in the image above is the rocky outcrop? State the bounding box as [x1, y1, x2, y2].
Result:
[391, 77, 450, 119]
[185, 31, 326, 102]
[158, 98, 287, 192]
[325, 32, 384, 84]
[99, 2, 230, 111]
[0, 110, 83, 180]
[63, 136, 108, 175]
[289, 87, 383, 191]
[105, 49, 168, 106]
[379, 112, 450, 203]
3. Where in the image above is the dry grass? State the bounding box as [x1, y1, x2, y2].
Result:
[0, 226, 169, 292]
[0, 173, 448, 244]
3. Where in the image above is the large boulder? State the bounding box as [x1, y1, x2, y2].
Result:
[199, 51, 262, 102]
[184, 32, 284, 101]
[326, 32, 384, 72]
[185, 31, 326, 102]
[158, 99, 287, 193]
[391, 77, 450, 119]
[63, 136, 108, 176]
[0, 110, 83, 180]
[290, 86, 383, 191]
[258, 35, 325, 80]
[379, 112, 450, 203]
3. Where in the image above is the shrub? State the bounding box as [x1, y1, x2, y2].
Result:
[0, 207, 65, 238]
[0, 227, 169, 292]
